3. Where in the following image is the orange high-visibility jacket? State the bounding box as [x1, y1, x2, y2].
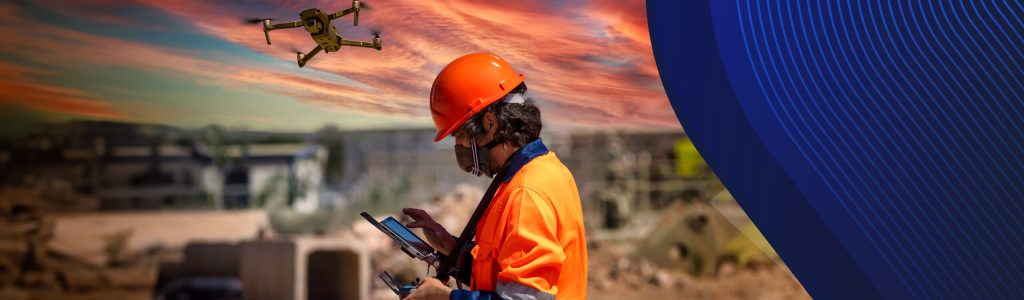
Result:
[453, 138, 588, 300]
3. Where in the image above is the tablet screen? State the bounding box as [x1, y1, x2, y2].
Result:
[382, 217, 434, 254]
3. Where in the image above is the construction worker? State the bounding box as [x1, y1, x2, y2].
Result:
[403, 53, 588, 300]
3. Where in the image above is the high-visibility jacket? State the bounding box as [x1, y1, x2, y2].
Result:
[451, 138, 588, 300]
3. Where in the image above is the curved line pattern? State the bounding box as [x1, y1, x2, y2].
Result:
[843, 2, 969, 295]
[858, 1, 997, 294]
[873, 1, 1018, 295]
[733, 0, 1024, 298]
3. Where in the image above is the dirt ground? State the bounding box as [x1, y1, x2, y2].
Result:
[0, 288, 149, 300]
[585, 241, 810, 300]
[586, 265, 809, 300]
[50, 210, 267, 265]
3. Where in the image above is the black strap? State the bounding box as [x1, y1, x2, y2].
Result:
[435, 160, 513, 283]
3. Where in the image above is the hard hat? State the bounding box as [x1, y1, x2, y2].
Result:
[429, 53, 525, 142]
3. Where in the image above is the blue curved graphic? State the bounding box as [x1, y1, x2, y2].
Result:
[648, 0, 1024, 298]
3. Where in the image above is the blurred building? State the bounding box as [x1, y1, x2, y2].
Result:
[0, 121, 714, 220]
[212, 143, 326, 212]
[0, 121, 325, 211]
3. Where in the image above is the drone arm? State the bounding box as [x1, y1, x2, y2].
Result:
[268, 21, 303, 31]
[339, 38, 380, 50]
[297, 45, 324, 68]
[328, 8, 356, 20]
[341, 39, 381, 51]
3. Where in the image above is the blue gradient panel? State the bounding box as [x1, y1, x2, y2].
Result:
[648, 0, 1024, 299]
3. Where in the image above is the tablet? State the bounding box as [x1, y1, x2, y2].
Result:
[361, 212, 437, 264]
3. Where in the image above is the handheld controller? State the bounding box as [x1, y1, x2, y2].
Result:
[362, 212, 441, 298]
[379, 271, 419, 299]
[360, 212, 440, 267]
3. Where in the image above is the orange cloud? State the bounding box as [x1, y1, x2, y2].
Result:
[0, 0, 678, 129]
[0, 3, 417, 121]
[130, 0, 677, 128]
[0, 61, 126, 120]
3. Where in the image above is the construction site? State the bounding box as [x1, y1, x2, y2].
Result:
[0, 121, 810, 300]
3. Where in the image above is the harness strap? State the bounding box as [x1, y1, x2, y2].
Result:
[435, 150, 516, 284]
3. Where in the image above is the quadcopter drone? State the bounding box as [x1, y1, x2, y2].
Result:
[248, 0, 382, 68]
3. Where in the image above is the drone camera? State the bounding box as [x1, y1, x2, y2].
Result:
[304, 19, 322, 33]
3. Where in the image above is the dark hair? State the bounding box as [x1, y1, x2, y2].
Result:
[460, 84, 542, 148]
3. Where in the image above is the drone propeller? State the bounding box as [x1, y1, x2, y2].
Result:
[351, 0, 370, 26]
[243, 17, 272, 25]
[370, 28, 383, 50]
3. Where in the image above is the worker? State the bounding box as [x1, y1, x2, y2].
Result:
[403, 53, 588, 300]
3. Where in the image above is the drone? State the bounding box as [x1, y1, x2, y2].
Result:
[248, 0, 382, 68]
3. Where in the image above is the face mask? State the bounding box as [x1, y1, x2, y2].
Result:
[455, 137, 500, 177]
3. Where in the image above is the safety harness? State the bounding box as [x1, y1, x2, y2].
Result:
[435, 155, 511, 285]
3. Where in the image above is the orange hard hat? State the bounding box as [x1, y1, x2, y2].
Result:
[430, 53, 525, 142]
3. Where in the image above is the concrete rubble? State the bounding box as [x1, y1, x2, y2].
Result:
[0, 186, 154, 300]
[586, 239, 809, 300]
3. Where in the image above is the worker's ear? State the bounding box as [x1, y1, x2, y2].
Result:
[483, 111, 498, 136]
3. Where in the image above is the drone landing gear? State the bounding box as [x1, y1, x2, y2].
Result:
[297, 45, 323, 68]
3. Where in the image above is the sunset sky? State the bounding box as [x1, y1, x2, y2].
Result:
[0, 0, 676, 133]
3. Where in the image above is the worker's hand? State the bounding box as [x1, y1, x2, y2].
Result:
[403, 208, 456, 255]
[405, 277, 451, 300]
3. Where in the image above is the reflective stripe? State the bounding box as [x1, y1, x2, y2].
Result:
[496, 281, 554, 300]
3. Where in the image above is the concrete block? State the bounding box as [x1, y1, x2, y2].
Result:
[240, 237, 368, 300]
[154, 261, 185, 294]
[307, 249, 363, 300]
[240, 240, 296, 300]
[184, 242, 241, 277]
